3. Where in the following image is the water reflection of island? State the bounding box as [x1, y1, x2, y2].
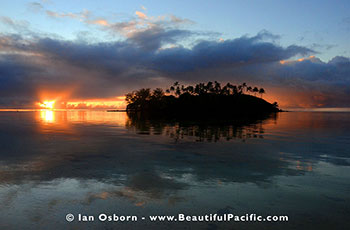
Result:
[0, 111, 349, 230]
[126, 112, 277, 142]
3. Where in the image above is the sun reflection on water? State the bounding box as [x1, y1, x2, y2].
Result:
[37, 110, 128, 126]
[40, 110, 55, 123]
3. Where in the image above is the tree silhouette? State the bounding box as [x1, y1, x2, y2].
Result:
[253, 87, 259, 96]
[169, 86, 175, 95]
[125, 81, 280, 115]
[214, 81, 221, 93]
[246, 86, 252, 95]
[125, 91, 137, 104]
[238, 84, 243, 94]
[242, 82, 247, 94]
[259, 88, 265, 98]
[272, 102, 279, 108]
[136, 88, 151, 102]
[175, 86, 181, 96]
[151, 88, 164, 100]
[207, 81, 214, 93]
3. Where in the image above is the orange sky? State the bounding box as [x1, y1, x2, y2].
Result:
[32, 55, 342, 110]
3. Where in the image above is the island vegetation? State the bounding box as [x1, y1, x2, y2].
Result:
[125, 81, 281, 118]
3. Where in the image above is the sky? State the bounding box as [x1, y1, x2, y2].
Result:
[0, 0, 350, 108]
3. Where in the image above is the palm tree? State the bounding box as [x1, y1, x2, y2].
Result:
[136, 88, 151, 102]
[224, 83, 234, 95]
[252, 87, 259, 96]
[232, 85, 238, 94]
[181, 85, 186, 94]
[242, 82, 247, 94]
[258, 88, 265, 98]
[198, 83, 206, 95]
[152, 88, 164, 100]
[175, 86, 181, 96]
[246, 86, 252, 95]
[214, 81, 221, 94]
[125, 91, 137, 104]
[207, 81, 214, 93]
[194, 84, 200, 95]
[187, 86, 194, 94]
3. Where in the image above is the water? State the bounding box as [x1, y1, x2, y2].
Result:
[0, 110, 349, 230]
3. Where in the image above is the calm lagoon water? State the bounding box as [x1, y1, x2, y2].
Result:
[0, 110, 349, 229]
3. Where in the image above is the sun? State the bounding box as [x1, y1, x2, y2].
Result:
[38, 100, 56, 109]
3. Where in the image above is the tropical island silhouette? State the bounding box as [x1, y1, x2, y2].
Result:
[125, 81, 280, 118]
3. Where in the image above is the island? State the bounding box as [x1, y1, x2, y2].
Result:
[125, 81, 281, 119]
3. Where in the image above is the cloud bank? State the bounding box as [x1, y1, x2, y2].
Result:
[0, 8, 349, 108]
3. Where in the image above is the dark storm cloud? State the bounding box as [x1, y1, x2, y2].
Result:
[153, 32, 313, 74]
[0, 25, 350, 107]
[128, 27, 192, 51]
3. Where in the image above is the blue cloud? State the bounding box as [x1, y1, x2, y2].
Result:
[0, 29, 349, 108]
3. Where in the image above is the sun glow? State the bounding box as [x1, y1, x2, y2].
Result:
[66, 97, 126, 109]
[40, 110, 55, 123]
[35, 93, 126, 110]
[38, 100, 56, 109]
[279, 56, 315, 65]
